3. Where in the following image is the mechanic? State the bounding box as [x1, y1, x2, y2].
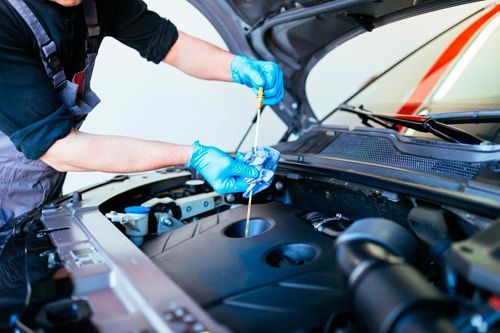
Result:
[0, 0, 285, 234]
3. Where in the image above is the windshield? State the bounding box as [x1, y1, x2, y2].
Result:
[323, 4, 500, 143]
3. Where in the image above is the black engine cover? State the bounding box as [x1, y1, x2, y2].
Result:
[142, 202, 348, 333]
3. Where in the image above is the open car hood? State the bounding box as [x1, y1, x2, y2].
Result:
[187, 0, 482, 138]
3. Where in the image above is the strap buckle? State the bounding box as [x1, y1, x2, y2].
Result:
[41, 41, 58, 61]
[41, 41, 62, 72]
[87, 25, 100, 38]
[86, 25, 100, 53]
[52, 71, 67, 91]
[40, 41, 67, 90]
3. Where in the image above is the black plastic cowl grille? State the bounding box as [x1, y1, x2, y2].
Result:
[321, 134, 483, 180]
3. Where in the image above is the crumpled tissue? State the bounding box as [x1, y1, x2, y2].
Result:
[242, 146, 280, 198]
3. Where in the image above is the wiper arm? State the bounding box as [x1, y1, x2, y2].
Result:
[336, 104, 485, 145]
[427, 110, 500, 124]
[334, 104, 395, 129]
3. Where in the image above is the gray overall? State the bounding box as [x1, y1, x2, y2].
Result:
[0, 0, 101, 247]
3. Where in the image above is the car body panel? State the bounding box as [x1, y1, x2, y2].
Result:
[187, 0, 484, 135]
[41, 171, 230, 333]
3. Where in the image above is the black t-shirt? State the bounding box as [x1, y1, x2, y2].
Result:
[0, 0, 178, 159]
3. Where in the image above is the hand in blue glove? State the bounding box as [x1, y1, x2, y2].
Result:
[230, 55, 285, 106]
[186, 141, 259, 194]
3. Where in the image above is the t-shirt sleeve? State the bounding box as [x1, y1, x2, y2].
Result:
[0, 3, 73, 160]
[106, 0, 179, 64]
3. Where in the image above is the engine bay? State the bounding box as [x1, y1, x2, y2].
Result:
[7, 128, 498, 332]
[100, 165, 500, 333]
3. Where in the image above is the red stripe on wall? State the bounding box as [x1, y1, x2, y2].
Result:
[397, 4, 500, 116]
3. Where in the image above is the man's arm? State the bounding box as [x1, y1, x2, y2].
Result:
[163, 32, 233, 81]
[105, 0, 283, 102]
[40, 130, 258, 194]
[40, 129, 193, 172]
[163, 31, 285, 105]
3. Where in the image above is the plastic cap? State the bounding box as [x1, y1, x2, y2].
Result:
[125, 206, 150, 214]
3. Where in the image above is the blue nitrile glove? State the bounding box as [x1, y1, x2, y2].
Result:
[186, 141, 259, 194]
[230, 55, 285, 105]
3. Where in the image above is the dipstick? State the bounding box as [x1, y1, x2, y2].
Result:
[245, 87, 264, 238]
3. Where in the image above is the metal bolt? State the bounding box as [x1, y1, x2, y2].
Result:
[203, 201, 209, 208]
[471, 314, 488, 333]
[275, 181, 284, 191]
[174, 308, 185, 317]
[160, 216, 173, 226]
[226, 193, 236, 203]
[46, 252, 58, 269]
[183, 314, 195, 323]
[291, 102, 298, 109]
[186, 206, 192, 212]
[163, 312, 174, 321]
[192, 323, 205, 332]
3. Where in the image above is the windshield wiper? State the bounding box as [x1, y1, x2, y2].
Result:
[331, 104, 489, 144]
[426, 109, 500, 124]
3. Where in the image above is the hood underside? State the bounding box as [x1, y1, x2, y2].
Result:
[187, 0, 483, 137]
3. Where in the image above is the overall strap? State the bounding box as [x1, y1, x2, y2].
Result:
[83, 0, 99, 60]
[82, 0, 99, 81]
[6, 0, 67, 90]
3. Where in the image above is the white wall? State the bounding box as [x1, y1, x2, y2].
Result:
[63, 0, 492, 193]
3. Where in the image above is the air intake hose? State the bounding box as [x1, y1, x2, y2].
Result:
[334, 218, 457, 333]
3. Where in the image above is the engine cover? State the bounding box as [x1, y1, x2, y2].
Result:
[142, 202, 348, 333]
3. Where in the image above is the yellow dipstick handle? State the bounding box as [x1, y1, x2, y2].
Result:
[257, 86, 264, 110]
[245, 86, 264, 238]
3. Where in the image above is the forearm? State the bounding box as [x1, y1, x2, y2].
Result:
[164, 31, 234, 81]
[40, 129, 193, 173]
